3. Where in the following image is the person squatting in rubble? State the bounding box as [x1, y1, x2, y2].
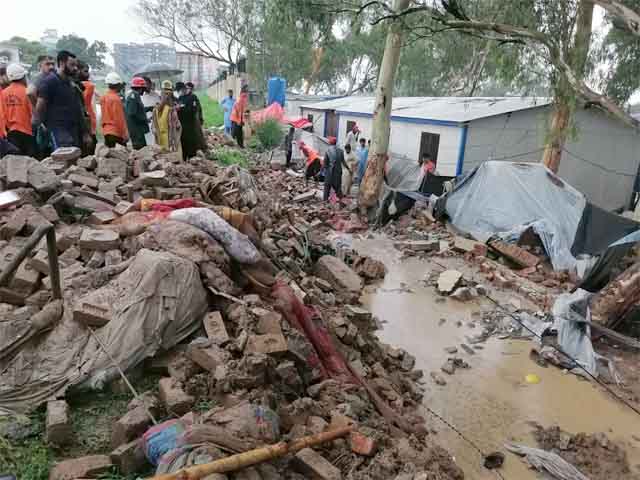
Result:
[299, 140, 323, 183]
[34, 50, 91, 150]
[153, 80, 182, 154]
[78, 61, 97, 155]
[100, 72, 129, 148]
[125, 76, 150, 150]
[323, 137, 352, 202]
[230, 84, 249, 148]
[2, 64, 35, 157]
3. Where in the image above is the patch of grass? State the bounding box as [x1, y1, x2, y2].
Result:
[254, 119, 284, 150]
[197, 90, 224, 128]
[208, 146, 249, 167]
[0, 411, 50, 480]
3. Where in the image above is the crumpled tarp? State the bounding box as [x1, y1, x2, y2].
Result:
[169, 208, 261, 264]
[443, 162, 586, 271]
[0, 249, 208, 413]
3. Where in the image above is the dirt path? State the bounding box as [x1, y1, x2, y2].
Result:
[355, 233, 640, 479]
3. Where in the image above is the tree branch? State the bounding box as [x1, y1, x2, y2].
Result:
[592, 0, 640, 36]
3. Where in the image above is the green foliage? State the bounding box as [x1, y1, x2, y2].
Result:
[209, 147, 249, 167]
[56, 34, 108, 69]
[1, 36, 48, 70]
[196, 91, 224, 128]
[254, 119, 283, 150]
[246, 135, 264, 152]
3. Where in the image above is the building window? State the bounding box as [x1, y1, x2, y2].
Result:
[419, 132, 440, 165]
[346, 120, 356, 135]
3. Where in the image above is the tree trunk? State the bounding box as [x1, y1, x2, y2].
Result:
[358, 0, 411, 210]
[542, 0, 594, 173]
[304, 47, 324, 95]
[591, 261, 640, 329]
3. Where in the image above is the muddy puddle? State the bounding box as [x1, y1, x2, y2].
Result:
[353, 234, 640, 479]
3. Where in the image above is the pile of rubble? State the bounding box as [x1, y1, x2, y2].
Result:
[0, 145, 462, 480]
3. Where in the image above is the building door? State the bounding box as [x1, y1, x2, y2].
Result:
[325, 111, 338, 138]
[419, 132, 441, 165]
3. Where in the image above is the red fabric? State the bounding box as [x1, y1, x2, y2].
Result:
[289, 118, 312, 129]
[131, 77, 146, 88]
[82, 81, 96, 135]
[272, 281, 355, 382]
[0, 90, 8, 137]
[149, 198, 197, 212]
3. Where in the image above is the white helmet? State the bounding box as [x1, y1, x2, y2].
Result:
[6, 63, 26, 81]
[105, 72, 123, 85]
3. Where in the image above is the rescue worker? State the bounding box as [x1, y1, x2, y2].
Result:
[299, 140, 322, 183]
[2, 64, 35, 157]
[230, 84, 249, 148]
[125, 76, 149, 150]
[323, 138, 351, 202]
[342, 143, 358, 196]
[152, 80, 182, 154]
[100, 72, 128, 147]
[78, 62, 97, 154]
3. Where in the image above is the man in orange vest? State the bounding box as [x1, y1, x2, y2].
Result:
[3, 64, 34, 157]
[230, 84, 248, 148]
[78, 62, 97, 154]
[100, 72, 128, 147]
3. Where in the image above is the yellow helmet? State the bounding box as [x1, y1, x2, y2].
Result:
[161, 80, 173, 91]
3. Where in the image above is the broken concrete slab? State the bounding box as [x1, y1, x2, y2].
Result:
[294, 447, 342, 480]
[52, 146, 81, 164]
[30, 250, 50, 275]
[28, 161, 61, 193]
[245, 333, 288, 355]
[112, 200, 136, 216]
[158, 377, 195, 416]
[49, 455, 113, 480]
[6, 155, 29, 188]
[77, 156, 97, 170]
[97, 155, 128, 179]
[88, 211, 117, 225]
[73, 300, 112, 327]
[9, 260, 40, 293]
[79, 229, 120, 251]
[437, 270, 462, 294]
[68, 173, 99, 189]
[46, 400, 73, 446]
[315, 255, 363, 294]
[139, 170, 168, 186]
[293, 191, 316, 203]
[203, 311, 230, 345]
[187, 343, 228, 373]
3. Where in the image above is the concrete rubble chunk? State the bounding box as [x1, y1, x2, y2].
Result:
[245, 332, 288, 355]
[203, 311, 230, 345]
[46, 400, 73, 446]
[187, 343, 228, 373]
[140, 170, 168, 186]
[450, 287, 474, 302]
[52, 146, 81, 164]
[255, 310, 283, 335]
[105, 249, 123, 266]
[345, 305, 371, 322]
[68, 173, 99, 189]
[453, 236, 488, 257]
[488, 238, 540, 268]
[49, 455, 113, 480]
[294, 447, 342, 480]
[111, 406, 154, 448]
[87, 251, 105, 269]
[10, 261, 40, 293]
[73, 300, 112, 327]
[30, 250, 50, 275]
[77, 155, 97, 170]
[110, 439, 148, 476]
[88, 211, 117, 225]
[97, 155, 128, 179]
[79, 229, 120, 251]
[112, 200, 136, 216]
[158, 377, 195, 416]
[350, 432, 377, 457]
[293, 191, 316, 203]
[39, 205, 60, 223]
[29, 161, 61, 193]
[168, 352, 202, 381]
[5, 155, 29, 188]
[315, 255, 363, 293]
[437, 270, 462, 294]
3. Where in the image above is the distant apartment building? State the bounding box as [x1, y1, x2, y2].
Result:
[176, 52, 218, 88]
[113, 42, 176, 79]
[41, 29, 59, 50]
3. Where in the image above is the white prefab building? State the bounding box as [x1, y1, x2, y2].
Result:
[299, 96, 640, 211]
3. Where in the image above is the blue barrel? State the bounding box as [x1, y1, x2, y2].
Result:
[267, 76, 286, 106]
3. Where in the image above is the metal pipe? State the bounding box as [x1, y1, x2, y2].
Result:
[0, 223, 52, 287]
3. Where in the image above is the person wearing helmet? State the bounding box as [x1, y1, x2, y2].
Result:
[100, 72, 128, 147]
[34, 50, 89, 149]
[152, 80, 182, 154]
[77, 62, 97, 154]
[2, 64, 35, 156]
[125, 76, 149, 150]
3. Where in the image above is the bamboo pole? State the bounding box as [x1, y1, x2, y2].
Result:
[145, 426, 353, 480]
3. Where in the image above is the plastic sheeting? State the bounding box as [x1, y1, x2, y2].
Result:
[0, 249, 208, 413]
[169, 208, 261, 264]
[444, 162, 586, 271]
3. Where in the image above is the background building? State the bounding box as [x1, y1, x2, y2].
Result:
[301, 96, 640, 211]
[176, 52, 218, 88]
[113, 42, 176, 79]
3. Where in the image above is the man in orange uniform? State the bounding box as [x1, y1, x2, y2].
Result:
[100, 72, 128, 148]
[2, 64, 34, 156]
[78, 62, 97, 154]
[230, 84, 248, 148]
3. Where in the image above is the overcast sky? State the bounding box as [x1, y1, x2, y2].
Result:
[3, 0, 163, 63]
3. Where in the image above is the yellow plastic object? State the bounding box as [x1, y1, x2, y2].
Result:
[525, 373, 541, 384]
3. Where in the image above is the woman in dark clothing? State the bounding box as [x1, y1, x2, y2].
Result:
[176, 82, 202, 160]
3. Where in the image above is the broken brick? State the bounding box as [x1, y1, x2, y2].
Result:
[79, 229, 120, 251]
[88, 211, 117, 225]
[245, 333, 288, 355]
[6, 155, 29, 188]
[110, 440, 148, 476]
[73, 301, 112, 327]
[46, 400, 73, 446]
[350, 432, 377, 457]
[111, 406, 154, 448]
[158, 377, 195, 416]
[203, 311, 230, 345]
[68, 173, 99, 189]
[112, 200, 136, 216]
[49, 455, 113, 480]
[294, 448, 342, 480]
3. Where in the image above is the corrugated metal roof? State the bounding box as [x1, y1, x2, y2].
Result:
[300, 96, 552, 123]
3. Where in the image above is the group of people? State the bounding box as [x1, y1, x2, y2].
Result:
[0, 50, 206, 160]
[296, 123, 371, 202]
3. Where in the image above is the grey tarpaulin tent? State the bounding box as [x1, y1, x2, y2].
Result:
[436, 161, 639, 276]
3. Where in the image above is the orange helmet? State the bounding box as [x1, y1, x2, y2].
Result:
[131, 76, 146, 88]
